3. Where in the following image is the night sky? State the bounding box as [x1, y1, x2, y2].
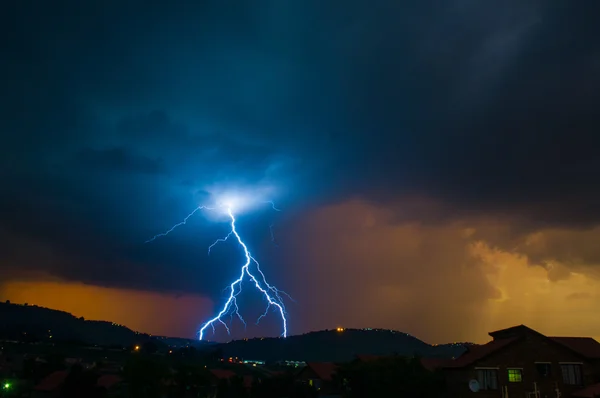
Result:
[2, 1, 600, 344]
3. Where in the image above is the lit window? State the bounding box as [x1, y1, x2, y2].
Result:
[508, 369, 522, 382]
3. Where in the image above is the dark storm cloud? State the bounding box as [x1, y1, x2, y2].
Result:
[1, 0, 600, 303]
[75, 147, 166, 175]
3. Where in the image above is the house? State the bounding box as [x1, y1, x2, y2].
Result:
[295, 362, 339, 395]
[33, 370, 123, 398]
[97, 374, 124, 395]
[208, 368, 253, 390]
[204, 368, 255, 398]
[441, 325, 600, 398]
[96, 360, 123, 374]
[32, 370, 68, 398]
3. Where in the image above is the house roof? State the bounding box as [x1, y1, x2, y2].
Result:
[550, 337, 600, 359]
[572, 382, 600, 398]
[97, 374, 123, 389]
[209, 369, 236, 379]
[443, 324, 600, 368]
[304, 362, 338, 381]
[443, 337, 519, 368]
[488, 324, 535, 339]
[34, 370, 68, 391]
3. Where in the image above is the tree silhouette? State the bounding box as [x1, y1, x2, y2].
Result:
[172, 363, 212, 398]
[61, 364, 104, 398]
[216, 376, 248, 398]
[250, 373, 317, 398]
[208, 347, 224, 363]
[142, 341, 158, 354]
[335, 355, 445, 398]
[123, 356, 169, 398]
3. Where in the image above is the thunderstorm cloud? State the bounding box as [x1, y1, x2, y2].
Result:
[1, 1, 600, 341]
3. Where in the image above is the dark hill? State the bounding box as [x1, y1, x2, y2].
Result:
[218, 328, 468, 362]
[0, 302, 469, 361]
[0, 302, 215, 351]
[0, 301, 144, 347]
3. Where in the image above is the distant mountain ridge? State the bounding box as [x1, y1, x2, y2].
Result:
[218, 328, 468, 362]
[0, 301, 145, 347]
[0, 302, 469, 361]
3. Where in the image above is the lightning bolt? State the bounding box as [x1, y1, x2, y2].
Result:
[145, 203, 289, 340]
[269, 224, 279, 247]
[264, 201, 282, 212]
[145, 206, 215, 243]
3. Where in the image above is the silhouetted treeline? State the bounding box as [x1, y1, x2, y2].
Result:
[335, 355, 446, 398]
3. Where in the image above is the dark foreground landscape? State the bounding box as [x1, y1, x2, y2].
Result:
[1, 302, 600, 398]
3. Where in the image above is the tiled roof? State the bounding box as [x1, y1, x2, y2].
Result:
[209, 369, 236, 379]
[305, 362, 338, 381]
[572, 382, 600, 398]
[97, 374, 123, 389]
[550, 337, 600, 359]
[34, 370, 68, 391]
[443, 337, 519, 368]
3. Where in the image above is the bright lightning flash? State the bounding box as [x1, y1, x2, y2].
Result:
[145, 202, 289, 341]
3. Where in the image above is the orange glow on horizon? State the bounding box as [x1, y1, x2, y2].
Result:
[0, 280, 212, 338]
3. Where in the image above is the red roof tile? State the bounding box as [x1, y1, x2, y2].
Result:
[305, 362, 338, 381]
[572, 382, 600, 398]
[97, 374, 123, 389]
[35, 370, 68, 391]
[444, 337, 519, 368]
[550, 337, 600, 359]
[209, 369, 236, 379]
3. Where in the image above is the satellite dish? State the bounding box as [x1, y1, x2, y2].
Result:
[469, 379, 480, 392]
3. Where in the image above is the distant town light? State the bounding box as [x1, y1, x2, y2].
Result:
[336, 327, 344, 332]
[134, 345, 140, 351]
